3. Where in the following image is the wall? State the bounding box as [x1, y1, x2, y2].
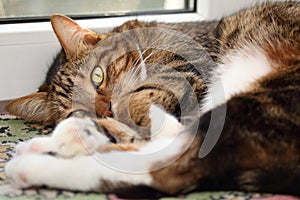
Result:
[198, 0, 284, 20]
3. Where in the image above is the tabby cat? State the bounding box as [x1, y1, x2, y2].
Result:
[5, 1, 300, 197]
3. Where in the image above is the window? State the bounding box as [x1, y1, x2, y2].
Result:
[0, 0, 194, 23]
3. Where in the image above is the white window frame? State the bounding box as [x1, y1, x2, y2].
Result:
[0, 0, 278, 100]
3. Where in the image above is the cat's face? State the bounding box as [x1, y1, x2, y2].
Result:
[6, 15, 150, 124]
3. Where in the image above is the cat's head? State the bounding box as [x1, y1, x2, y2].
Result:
[6, 15, 152, 125]
[6, 15, 109, 124]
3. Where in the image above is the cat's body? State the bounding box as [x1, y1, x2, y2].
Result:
[4, 1, 300, 197]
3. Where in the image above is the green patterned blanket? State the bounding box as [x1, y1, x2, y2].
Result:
[0, 114, 299, 200]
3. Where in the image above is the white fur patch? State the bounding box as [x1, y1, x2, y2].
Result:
[201, 45, 272, 114]
[149, 104, 183, 139]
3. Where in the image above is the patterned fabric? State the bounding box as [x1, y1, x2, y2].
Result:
[0, 113, 299, 200]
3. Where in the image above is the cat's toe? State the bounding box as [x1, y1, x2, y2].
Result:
[15, 141, 40, 155]
[0, 184, 23, 197]
[15, 142, 28, 155]
[5, 157, 31, 188]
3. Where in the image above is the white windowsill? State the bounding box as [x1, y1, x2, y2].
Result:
[0, 13, 204, 45]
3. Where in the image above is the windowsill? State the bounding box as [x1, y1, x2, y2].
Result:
[0, 13, 204, 45]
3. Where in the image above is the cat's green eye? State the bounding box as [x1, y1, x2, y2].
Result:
[91, 66, 104, 87]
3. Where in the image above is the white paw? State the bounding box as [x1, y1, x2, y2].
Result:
[5, 154, 59, 189]
[52, 117, 109, 157]
[15, 137, 55, 156]
[5, 156, 33, 188]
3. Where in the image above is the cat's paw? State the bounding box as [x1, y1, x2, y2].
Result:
[5, 154, 57, 189]
[5, 156, 33, 188]
[52, 117, 109, 157]
[15, 137, 55, 156]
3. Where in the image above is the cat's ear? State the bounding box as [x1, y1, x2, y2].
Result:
[149, 104, 183, 139]
[50, 14, 106, 60]
[6, 92, 50, 122]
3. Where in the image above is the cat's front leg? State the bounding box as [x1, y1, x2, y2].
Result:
[6, 154, 100, 190]
[5, 153, 152, 192]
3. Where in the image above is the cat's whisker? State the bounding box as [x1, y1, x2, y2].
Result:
[129, 32, 163, 70]
[127, 50, 156, 87]
[120, 47, 156, 90]
[130, 44, 145, 74]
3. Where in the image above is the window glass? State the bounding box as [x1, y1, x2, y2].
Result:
[0, 0, 195, 22]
